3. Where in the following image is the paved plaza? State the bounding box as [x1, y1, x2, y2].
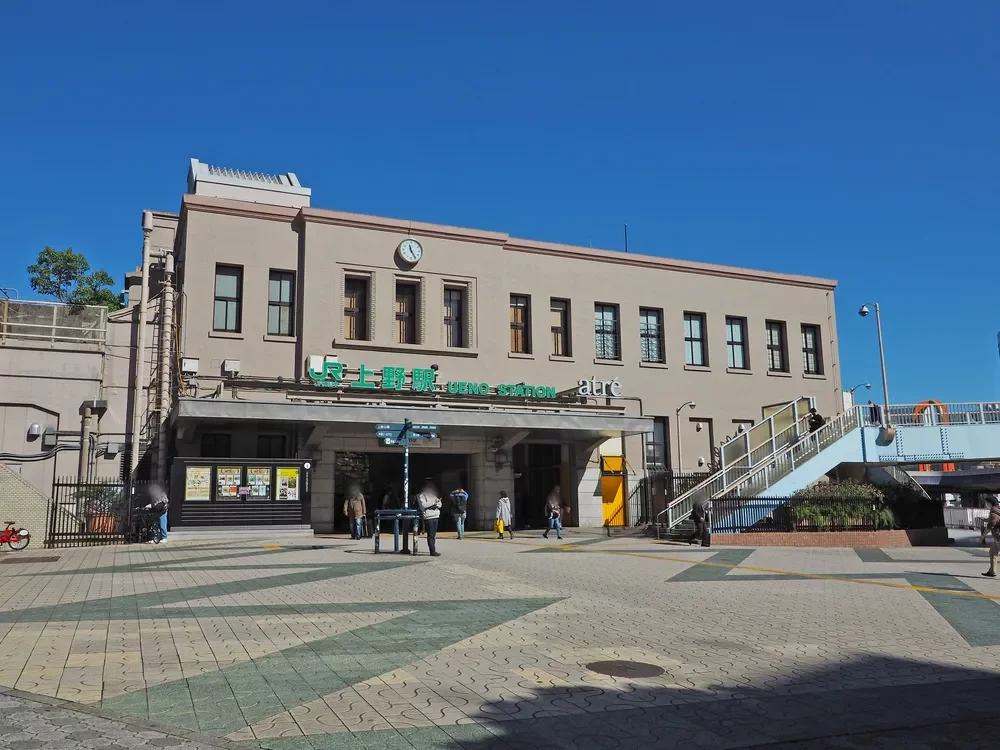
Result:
[1, 531, 999, 749]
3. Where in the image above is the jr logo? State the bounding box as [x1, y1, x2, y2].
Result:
[308, 360, 345, 387]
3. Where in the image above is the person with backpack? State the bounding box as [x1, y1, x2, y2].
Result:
[449, 487, 469, 540]
[343, 484, 367, 540]
[982, 498, 1000, 578]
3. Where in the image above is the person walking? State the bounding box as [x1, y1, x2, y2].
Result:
[495, 491, 513, 539]
[981, 498, 1000, 578]
[807, 408, 826, 433]
[343, 484, 366, 540]
[542, 486, 565, 540]
[688, 496, 707, 545]
[449, 487, 469, 540]
[417, 482, 442, 556]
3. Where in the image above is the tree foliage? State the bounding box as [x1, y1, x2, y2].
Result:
[27, 247, 122, 310]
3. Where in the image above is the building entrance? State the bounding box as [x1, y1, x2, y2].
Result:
[333, 452, 470, 534]
[513, 443, 564, 529]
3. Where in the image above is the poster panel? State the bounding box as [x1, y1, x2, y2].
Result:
[217, 466, 242, 501]
[247, 467, 272, 500]
[185, 466, 212, 501]
[277, 467, 300, 502]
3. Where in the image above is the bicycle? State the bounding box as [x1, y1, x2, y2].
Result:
[0, 522, 30, 551]
[133, 508, 164, 544]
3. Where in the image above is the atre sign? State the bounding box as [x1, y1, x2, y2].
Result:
[577, 376, 623, 398]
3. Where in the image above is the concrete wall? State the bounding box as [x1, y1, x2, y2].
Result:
[0, 463, 51, 545]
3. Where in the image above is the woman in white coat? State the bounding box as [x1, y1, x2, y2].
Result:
[495, 491, 513, 539]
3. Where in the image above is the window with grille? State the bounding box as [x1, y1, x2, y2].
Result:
[267, 270, 295, 336]
[646, 417, 668, 468]
[510, 295, 531, 353]
[444, 288, 465, 347]
[344, 277, 369, 341]
[684, 312, 707, 366]
[257, 435, 287, 458]
[726, 316, 748, 369]
[595, 304, 620, 360]
[801, 324, 823, 375]
[213, 265, 243, 332]
[640, 308, 665, 363]
[766, 320, 788, 372]
[550, 298, 571, 356]
[395, 282, 418, 344]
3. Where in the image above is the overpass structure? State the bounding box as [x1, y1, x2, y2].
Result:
[657, 399, 1000, 532]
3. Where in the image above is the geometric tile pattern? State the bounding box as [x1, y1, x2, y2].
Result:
[3, 535, 1000, 749]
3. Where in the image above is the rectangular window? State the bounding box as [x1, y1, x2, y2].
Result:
[646, 417, 668, 468]
[726, 316, 748, 369]
[395, 281, 418, 344]
[267, 270, 294, 336]
[200, 433, 232, 458]
[257, 435, 287, 459]
[684, 312, 707, 366]
[801, 324, 823, 375]
[550, 298, 571, 357]
[766, 320, 788, 372]
[510, 295, 532, 354]
[594, 304, 620, 360]
[639, 308, 665, 363]
[344, 277, 369, 341]
[444, 288, 465, 348]
[213, 265, 243, 332]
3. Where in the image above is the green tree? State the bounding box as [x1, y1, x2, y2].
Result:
[27, 247, 123, 310]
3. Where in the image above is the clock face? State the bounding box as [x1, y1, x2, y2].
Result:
[397, 239, 423, 264]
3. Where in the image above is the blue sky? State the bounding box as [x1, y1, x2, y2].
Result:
[1, 1, 997, 403]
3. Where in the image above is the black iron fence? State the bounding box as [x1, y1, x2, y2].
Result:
[628, 470, 710, 526]
[710, 495, 898, 534]
[48, 478, 152, 548]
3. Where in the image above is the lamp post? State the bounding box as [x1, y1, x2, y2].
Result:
[858, 303, 893, 433]
[675, 401, 696, 473]
[848, 382, 872, 407]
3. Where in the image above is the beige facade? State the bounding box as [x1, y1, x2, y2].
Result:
[0, 159, 841, 536]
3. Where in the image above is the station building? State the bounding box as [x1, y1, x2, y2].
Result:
[0, 159, 842, 536]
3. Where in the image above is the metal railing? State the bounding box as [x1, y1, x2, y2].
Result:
[711, 495, 893, 534]
[887, 402, 1000, 427]
[47, 478, 150, 547]
[0, 299, 107, 346]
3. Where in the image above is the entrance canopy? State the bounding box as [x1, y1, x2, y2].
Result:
[173, 398, 652, 443]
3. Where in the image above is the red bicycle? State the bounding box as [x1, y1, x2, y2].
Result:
[1, 522, 30, 551]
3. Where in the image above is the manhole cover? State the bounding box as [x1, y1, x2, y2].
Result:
[0, 556, 60, 564]
[586, 660, 664, 678]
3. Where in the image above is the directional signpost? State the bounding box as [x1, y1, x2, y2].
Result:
[373, 419, 439, 553]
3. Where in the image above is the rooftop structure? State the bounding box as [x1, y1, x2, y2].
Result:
[186, 158, 311, 208]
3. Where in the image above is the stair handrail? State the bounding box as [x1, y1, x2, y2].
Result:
[714, 405, 864, 499]
[655, 406, 814, 529]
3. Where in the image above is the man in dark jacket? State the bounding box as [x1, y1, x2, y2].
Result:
[688, 497, 707, 545]
[982, 498, 1000, 578]
[449, 488, 469, 539]
[807, 408, 826, 433]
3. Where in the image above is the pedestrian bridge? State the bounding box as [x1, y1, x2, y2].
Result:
[658, 400, 1000, 531]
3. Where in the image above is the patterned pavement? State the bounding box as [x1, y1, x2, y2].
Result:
[1, 532, 1000, 748]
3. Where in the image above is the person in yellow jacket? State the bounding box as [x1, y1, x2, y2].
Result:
[495, 491, 513, 539]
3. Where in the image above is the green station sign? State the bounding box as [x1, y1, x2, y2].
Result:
[307, 360, 558, 400]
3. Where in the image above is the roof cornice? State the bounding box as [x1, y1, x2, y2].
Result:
[300, 207, 509, 245]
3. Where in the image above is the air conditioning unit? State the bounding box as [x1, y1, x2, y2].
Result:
[223, 360, 241, 377]
[181, 358, 199, 376]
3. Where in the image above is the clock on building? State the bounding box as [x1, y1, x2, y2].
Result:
[397, 238, 423, 265]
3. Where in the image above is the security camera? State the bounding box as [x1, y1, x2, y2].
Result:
[430, 364, 439, 371]
[858, 305, 870, 317]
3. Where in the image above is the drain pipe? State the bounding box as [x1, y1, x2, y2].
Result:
[130, 211, 153, 478]
[156, 249, 175, 485]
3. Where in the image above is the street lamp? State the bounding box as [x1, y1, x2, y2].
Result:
[848, 382, 872, 407]
[675, 400, 696, 472]
[858, 303, 893, 435]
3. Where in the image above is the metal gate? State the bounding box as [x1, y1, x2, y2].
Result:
[47, 478, 149, 548]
